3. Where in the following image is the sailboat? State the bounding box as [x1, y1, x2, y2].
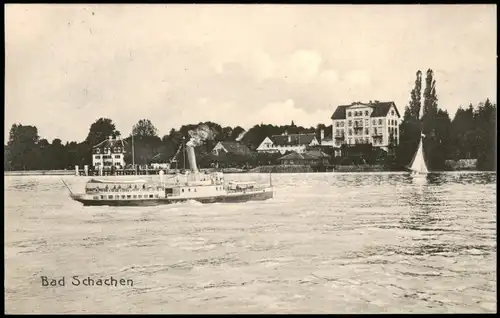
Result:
[408, 132, 428, 177]
[407, 91, 429, 177]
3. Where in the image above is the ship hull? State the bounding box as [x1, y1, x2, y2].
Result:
[71, 189, 273, 207]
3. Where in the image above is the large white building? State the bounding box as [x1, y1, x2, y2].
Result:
[256, 132, 320, 154]
[92, 136, 127, 169]
[330, 101, 401, 152]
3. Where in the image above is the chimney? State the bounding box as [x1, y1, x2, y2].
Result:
[186, 145, 198, 172]
[320, 129, 325, 140]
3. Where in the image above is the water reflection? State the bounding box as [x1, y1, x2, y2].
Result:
[400, 179, 443, 231]
[396, 172, 496, 257]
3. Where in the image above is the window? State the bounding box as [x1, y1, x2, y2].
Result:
[133, 195, 137, 198]
[117, 148, 121, 152]
[149, 194, 154, 198]
[348, 129, 353, 136]
[372, 119, 376, 125]
[115, 155, 121, 159]
[348, 120, 352, 127]
[365, 110, 369, 116]
[95, 155, 101, 159]
[100, 195, 104, 199]
[108, 195, 113, 199]
[391, 110, 395, 116]
[365, 128, 369, 135]
[138, 195, 142, 198]
[96, 148, 100, 154]
[365, 119, 369, 126]
[121, 195, 125, 199]
[335, 122, 339, 127]
[347, 111, 351, 117]
[340, 121, 344, 127]
[182, 189, 184, 192]
[113, 147, 117, 152]
[378, 119, 382, 125]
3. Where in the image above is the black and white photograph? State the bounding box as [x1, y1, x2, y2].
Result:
[4, 4, 496, 314]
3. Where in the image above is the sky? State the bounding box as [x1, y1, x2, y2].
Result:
[5, 4, 497, 144]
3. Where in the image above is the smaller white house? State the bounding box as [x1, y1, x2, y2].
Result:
[256, 132, 319, 154]
[92, 136, 126, 169]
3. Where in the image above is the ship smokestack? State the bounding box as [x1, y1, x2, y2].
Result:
[186, 145, 198, 172]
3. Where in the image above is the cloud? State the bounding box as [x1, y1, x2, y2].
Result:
[245, 99, 332, 128]
[281, 50, 323, 84]
[4, 4, 497, 144]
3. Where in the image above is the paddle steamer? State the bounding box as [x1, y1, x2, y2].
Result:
[68, 145, 273, 206]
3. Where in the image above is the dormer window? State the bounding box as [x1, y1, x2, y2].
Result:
[365, 111, 369, 116]
[113, 147, 117, 152]
[95, 148, 100, 154]
[117, 147, 121, 152]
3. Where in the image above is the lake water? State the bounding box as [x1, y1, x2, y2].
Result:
[4, 172, 497, 314]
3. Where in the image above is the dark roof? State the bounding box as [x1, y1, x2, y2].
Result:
[330, 101, 400, 120]
[305, 149, 330, 158]
[331, 105, 350, 120]
[270, 133, 316, 146]
[93, 137, 127, 149]
[217, 141, 252, 155]
[278, 150, 330, 161]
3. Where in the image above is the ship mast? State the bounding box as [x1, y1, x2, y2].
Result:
[183, 137, 186, 171]
[132, 132, 135, 167]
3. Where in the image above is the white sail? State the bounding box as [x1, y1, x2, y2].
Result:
[409, 135, 428, 174]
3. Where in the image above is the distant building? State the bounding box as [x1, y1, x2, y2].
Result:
[319, 128, 335, 147]
[92, 136, 126, 169]
[278, 149, 330, 166]
[256, 132, 320, 154]
[212, 141, 252, 156]
[330, 101, 401, 152]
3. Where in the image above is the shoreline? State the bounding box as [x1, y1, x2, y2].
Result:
[4, 168, 485, 177]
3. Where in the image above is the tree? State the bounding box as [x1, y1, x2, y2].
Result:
[7, 124, 40, 170]
[474, 99, 496, 170]
[85, 118, 120, 147]
[420, 68, 449, 170]
[132, 119, 158, 137]
[409, 70, 423, 118]
[396, 71, 423, 167]
[231, 126, 246, 141]
[450, 105, 476, 159]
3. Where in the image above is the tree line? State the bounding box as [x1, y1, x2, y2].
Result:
[4, 118, 327, 171]
[396, 69, 496, 171]
[4, 68, 496, 171]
